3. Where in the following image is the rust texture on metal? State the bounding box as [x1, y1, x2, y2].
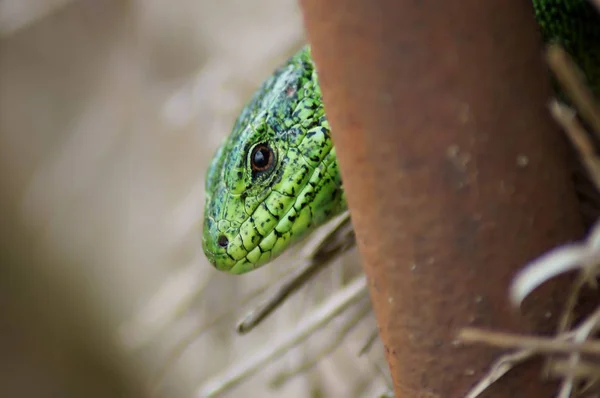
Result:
[299, 0, 584, 396]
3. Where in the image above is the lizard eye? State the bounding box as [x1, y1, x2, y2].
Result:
[250, 144, 275, 173]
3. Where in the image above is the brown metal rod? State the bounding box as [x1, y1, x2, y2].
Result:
[299, 0, 585, 397]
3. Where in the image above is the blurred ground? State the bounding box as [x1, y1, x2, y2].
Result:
[0, 1, 386, 397]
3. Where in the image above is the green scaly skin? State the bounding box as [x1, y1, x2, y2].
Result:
[203, 0, 600, 274]
[202, 48, 346, 274]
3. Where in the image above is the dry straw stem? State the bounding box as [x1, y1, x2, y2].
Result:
[120, 265, 215, 351]
[462, 349, 537, 398]
[359, 328, 382, 356]
[458, 325, 600, 357]
[269, 299, 372, 389]
[124, 264, 272, 394]
[550, 101, 600, 193]
[459, 41, 600, 398]
[147, 291, 240, 396]
[196, 275, 368, 398]
[509, 217, 600, 309]
[509, 46, 600, 311]
[129, 199, 355, 394]
[546, 44, 600, 137]
[237, 211, 355, 334]
[459, 307, 600, 397]
[128, 260, 285, 394]
[555, 307, 600, 398]
[551, 359, 600, 381]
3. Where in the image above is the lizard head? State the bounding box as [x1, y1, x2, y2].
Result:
[202, 46, 346, 274]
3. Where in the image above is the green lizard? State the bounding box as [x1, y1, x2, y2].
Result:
[202, 0, 600, 274]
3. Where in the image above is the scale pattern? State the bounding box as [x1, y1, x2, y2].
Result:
[203, 2, 600, 274]
[202, 47, 346, 274]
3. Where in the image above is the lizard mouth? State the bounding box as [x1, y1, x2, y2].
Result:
[202, 145, 340, 274]
[202, 193, 301, 274]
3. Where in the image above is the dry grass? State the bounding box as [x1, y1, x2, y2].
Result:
[3, 2, 600, 398]
[458, 45, 600, 398]
[0, 1, 387, 398]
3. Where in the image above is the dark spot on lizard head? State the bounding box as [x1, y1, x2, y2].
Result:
[201, 45, 335, 273]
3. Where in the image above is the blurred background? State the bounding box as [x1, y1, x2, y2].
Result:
[0, 1, 387, 397]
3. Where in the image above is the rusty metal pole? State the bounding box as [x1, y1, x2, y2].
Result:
[299, 0, 585, 397]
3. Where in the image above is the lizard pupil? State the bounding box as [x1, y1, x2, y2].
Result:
[251, 144, 274, 172]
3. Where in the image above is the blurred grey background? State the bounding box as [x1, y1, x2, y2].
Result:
[0, 1, 387, 397]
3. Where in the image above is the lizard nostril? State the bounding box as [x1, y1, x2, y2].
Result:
[217, 235, 229, 248]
